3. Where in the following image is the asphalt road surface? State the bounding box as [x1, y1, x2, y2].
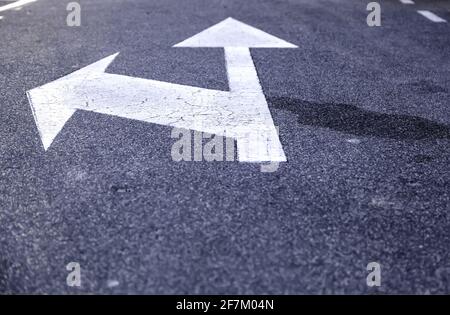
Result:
[0, 0, 449, 294]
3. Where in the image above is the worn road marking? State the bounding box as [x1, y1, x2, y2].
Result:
[417, 10, 447, 23]
[27, 18, 297, 163]
[0, 0, 37, 13]
[399, 0, 414, 4]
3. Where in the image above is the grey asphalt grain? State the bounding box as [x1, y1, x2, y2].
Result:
[0, 0, 449, 294]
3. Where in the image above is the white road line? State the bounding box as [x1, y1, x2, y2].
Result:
[417, 10, 447, 23]
[399, 0, 414, 4]
[0, 16, 3, 20]
[0, 0, 37, 13]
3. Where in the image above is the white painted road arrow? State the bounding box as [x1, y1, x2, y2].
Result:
[27, 17, 297, 162]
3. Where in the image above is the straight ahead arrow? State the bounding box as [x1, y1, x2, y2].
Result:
[27, 17, 297, 162]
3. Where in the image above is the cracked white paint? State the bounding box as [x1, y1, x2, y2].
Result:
[27, 17, 297, 162]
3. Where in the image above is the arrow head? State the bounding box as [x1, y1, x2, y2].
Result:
[27, 53, 119, 150]
[173, 17, 297, 48]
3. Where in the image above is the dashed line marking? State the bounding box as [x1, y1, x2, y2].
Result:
[0, 0, 36, 13]
[399, 0, 414, 4]
[417, 10, 447, 23]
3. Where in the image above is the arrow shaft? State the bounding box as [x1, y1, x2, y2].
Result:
[224, 47, 286, 162]
[225, 47, 263, 94]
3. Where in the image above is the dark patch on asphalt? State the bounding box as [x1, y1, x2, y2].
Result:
[0, 259, 8, 286]
[406, 80, 448, 94]
[110, 184, 135, 194]
[270, 97, 450, 141]
[0, 258, 12, 293]
[411, 154, 435, 164]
